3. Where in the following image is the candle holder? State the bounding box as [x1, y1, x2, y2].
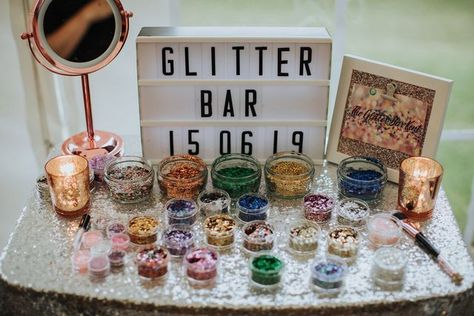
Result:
[398, 157, 443, 221]
[45, 155, 91, 217]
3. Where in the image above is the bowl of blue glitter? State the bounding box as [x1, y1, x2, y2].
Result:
[165, 198, 199, 226]
[337, 156, 387, 202]
[237, 193, 270, 222]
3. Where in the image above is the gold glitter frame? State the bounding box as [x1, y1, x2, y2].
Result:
[327, 55, 453, 183]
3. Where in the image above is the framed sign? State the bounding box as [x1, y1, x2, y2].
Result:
[327, 55, 453, 182]
[136, 27, 331, 164]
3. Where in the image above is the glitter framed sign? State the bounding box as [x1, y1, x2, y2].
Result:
[327, 55, 453, 183]
[136, 27, 331, 164]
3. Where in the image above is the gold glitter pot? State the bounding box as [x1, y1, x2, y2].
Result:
[327, 226, 360, 263]
[158, 154, 208, 200]
[264, 151, 315, 199]
[204, 214, 236, 249]
[127, 216, 159, 245]
[288, 220, 320, 254]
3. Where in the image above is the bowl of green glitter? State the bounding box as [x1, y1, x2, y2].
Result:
[211, 154, 261, 199]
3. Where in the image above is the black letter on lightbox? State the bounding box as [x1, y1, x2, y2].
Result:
[162, 47, 174, 75]
[200, 90, 212, 118]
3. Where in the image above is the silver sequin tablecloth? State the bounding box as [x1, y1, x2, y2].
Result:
[1, 147, 474, 315]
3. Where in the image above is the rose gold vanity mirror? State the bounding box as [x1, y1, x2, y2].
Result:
[21, 0, 133, 159]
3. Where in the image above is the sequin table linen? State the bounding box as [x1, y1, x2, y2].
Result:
[1, 153, 473, 316]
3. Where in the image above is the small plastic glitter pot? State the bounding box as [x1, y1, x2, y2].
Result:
[89, 154, 116, 182]
[104, 156, 154, 204]
[106, 222, 127, 238]
[327, 226, 360, 263]
[204, 214, 236, 249]
[211, 154, 261, 200]
[303, 193, 335, 224]
[108, 249, 126, 268]
[311, 256, 347, 295]
[166, 199, 199, 226]
[88, 255, 110, 280]
[337, 156, 387, 202]
[110, 233, 130, 251]
[367, 213, 402, 248]
[36, 174, 50, 200]
[81, 230, 103, 249]
[72, 249, 90, 273]
[264, 151, 315, 199]
[336, 198, 370, 228]
[158, 154, 208, 200]
[136, 246, 169, 279]
[162, 225, 195, 257]
[288, 220, 320, 254]
[197, 189, 231, 216]
[237, 193, 270, 222]
[184, 247, 219, 287]
[249, 254, 284, 289]
[371, 247, 407, 291]
[242, 221, 275, 253]
[91, 240, 112, 257]
[127, 216, 159, 245]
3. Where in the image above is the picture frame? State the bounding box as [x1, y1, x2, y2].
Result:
[327, 55, 453, 183]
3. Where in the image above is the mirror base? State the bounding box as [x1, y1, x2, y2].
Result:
[61, 130, 124, 160]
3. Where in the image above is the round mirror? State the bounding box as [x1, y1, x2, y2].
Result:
[25, 0, 131, 75]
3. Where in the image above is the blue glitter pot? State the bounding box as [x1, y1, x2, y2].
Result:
[237, 193, 270, 222]
[337, 156, 387, 202]
[311, 256, 347, 296]
[166, 198, 199, 226]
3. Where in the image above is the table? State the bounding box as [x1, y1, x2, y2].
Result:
[1, 143, 473, 316]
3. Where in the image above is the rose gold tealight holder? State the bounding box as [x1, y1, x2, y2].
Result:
[45, 155, 91, 217]
[398, 157, 443, 221]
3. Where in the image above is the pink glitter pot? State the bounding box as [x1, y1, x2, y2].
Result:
[89, 154, 116, 182]
[107, 222, 127, 238]
[88, 255, 110, 279]
[136, 247, 169, 279]
[71, 249, 90, 273]
[81, 230, 103, 249]
[303, 193, 335, 224]
[111, 233, 130, 251]
[367, 214, 402, 248]
[108, 249, 126, 268]
[184, 248, 219, 287]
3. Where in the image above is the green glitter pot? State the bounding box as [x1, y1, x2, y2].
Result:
[249, 254, 284, 288]
[211, 154, 261, 199]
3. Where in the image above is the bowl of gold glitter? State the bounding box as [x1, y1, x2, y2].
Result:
[264, 151, 315, 199]
[157, 154, 208, 200]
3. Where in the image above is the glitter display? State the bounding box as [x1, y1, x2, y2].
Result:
[157, 154, 208, 199]
[136, 247, 169, 279]
[311, 257, 347, 295]
[336, 198, 370, 227]
[162, 225, 194, 256]
[242, 221, 275, 253]
[166, 199, 198, 226]
[367, 214, 402, 248]
[250, 254, 284, 287]
[184, 248, 218, 287]
[204, 214, 236, 248]
[371, 247, 407, 291]
[265, 152, 314, 199]
[104, 156, 154, 204]
[237, 193, 270, 222]
[197, 189, 231, 216]
[127, 216, 159, 245]
[211, 154, 261, 199]
[303, 193, 335, 223]
[288, 221, 320, 254]
[337, 156, 387, 202]
[327, 226, 360, 263]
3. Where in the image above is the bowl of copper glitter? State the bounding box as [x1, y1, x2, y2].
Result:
[264, 151, 315, 199]
[157, 154, 208, 199]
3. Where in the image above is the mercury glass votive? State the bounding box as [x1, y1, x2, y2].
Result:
[45, 155, 91, 217]
[311, 256, 347, 295]
[336, 198, 370, 228]
[158, 154, 208, 199]
[104, 156, 154, 204]
[197, 189, 231, 216]
[204, 214, 236, 249]
[249, 254, 284, 289]
[371, 247, 407, 291]
[237, 193, 270, 222]
[327, 226, 360, 264]
[337, 156, 387, 202]
[184, 247, 219, 287]
[264, 151, 315, 199]
[211, 153, 261, 199]
[242, 221, 275, 253]
[367, 214, 402, 248]
[398, 156, 443, 221]
[288, 220, 320, 254]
